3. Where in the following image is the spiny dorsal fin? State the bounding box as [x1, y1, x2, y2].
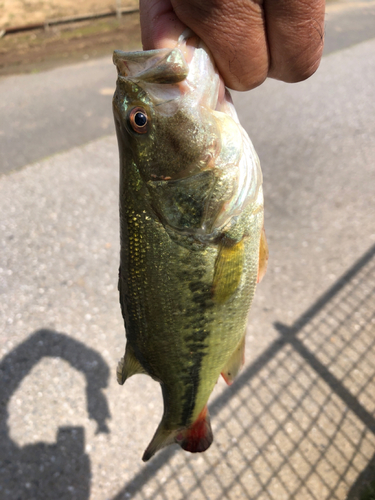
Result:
[221, 336, 245, 385]
[212, 237, 244, 304]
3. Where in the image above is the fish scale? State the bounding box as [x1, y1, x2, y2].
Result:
[113, 32, 267, 461]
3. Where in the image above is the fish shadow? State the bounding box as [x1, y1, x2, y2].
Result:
[0, 328, 110, 500]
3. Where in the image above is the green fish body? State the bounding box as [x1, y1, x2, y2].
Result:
[113, 33, 267, 461]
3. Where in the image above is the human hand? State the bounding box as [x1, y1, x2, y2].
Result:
[140, 0, 325, 91]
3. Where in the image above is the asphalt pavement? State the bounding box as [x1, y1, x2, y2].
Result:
[1, 2, 375, 500]
[1, 1, 375, 176]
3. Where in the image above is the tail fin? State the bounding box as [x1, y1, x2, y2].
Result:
[142, 406, 213, 462]
[178, 406, 213, 453]
[142, 426, 179, 462]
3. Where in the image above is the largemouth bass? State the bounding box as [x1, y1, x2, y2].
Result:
[113, 32, 268, 461]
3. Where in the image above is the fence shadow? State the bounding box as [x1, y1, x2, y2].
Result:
[113, 243, 375, 500]
[0, 329, 110, 500]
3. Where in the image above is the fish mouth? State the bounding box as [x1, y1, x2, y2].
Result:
[113, 47, 189, 84]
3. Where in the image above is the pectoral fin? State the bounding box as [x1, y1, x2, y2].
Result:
[221, 336, 245, 385]
[117, 343, 146, 385]
[212, 238, 244, 304]
[257, 227, 269, 284]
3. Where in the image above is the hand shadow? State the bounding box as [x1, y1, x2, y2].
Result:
[0, 328, 110, 499]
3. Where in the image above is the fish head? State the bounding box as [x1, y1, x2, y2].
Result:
[113, 43, 221, 183]
[113, 36, 261, 238]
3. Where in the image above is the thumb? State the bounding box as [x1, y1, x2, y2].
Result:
[140, 0, 186, 50]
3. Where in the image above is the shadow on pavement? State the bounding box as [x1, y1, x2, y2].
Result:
[347, 452, 375, 500]
[1, 243, 374, 499]
[0, 329, 110, 500]
[113, 243, 375, 500]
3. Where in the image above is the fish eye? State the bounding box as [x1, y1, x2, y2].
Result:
[129, 107, 149, 134]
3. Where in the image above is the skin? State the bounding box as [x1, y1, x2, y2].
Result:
[140, 0, 326, 91]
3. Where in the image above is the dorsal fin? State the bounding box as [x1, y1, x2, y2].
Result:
[117, 343, 146, 385]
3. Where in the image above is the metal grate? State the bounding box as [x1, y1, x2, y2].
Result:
[113, 244, 375, 500]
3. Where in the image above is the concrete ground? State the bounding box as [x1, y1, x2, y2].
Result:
[1, 2, 375, 499]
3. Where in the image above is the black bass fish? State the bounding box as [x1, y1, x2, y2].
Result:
[113, 32, 268, 461]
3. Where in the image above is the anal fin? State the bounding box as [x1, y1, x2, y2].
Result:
[221, 336, 245, 385]
[117, 343, 146, 385]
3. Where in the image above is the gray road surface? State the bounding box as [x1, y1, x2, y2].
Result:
[0, 1, 375, 176]
[1, 3, 375, 500]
